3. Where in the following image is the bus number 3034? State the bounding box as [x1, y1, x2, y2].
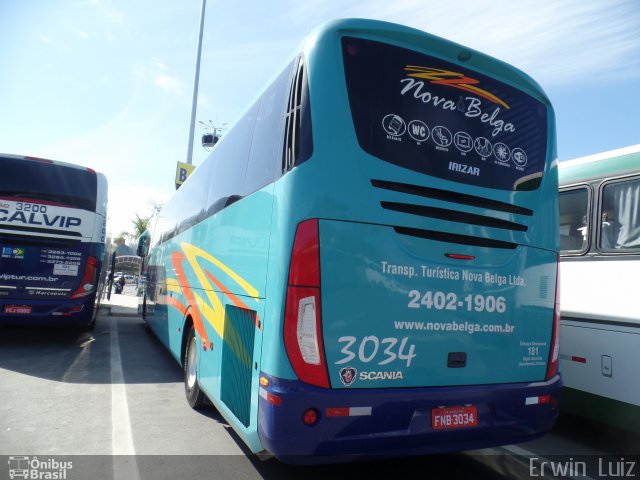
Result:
[335, 335, 416, 367]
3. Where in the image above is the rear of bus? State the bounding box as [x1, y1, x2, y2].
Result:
[0, 154, 107, 329]
[258, 19, 560, 461]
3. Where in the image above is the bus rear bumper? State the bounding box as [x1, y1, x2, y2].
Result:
[257, 373, 562, 464]
[0, 296, 96, 328]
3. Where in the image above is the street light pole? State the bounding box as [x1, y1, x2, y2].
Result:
[186, 0, 207, 165]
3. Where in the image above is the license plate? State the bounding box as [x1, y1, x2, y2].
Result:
[431, 405, 478, 430]
[4, 305, 32, 314]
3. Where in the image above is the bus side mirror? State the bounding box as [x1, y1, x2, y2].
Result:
[136, 231, 151, 257]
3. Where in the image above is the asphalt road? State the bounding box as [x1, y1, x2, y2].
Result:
[1, 289, 638, 480]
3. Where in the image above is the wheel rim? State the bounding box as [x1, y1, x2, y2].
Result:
[186, 336, 197, 388]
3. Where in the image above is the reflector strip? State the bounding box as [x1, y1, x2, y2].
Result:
[560, 354, 587, 364]
[258, 387, 282, 406]
[52, 305, 84, 316]
[267, 392, 282, 406]
[326, 408, 348, 417]
[525, 395, 551, 405]
[259, 387, 268, 401]
[326, 407, 372, 417]
[350, 407, 372, 416]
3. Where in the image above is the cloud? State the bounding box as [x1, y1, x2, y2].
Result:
[154, 74, 184, 95]
[281, 0, 640, 86]
[85, 0, 125, 41]
[37, 34, 52, 43]
[442, 1, 640, 86]
[153, 61, 168, 70]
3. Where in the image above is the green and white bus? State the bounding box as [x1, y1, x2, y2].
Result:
[559, 144, 640, 432]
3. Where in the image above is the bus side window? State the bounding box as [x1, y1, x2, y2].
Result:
[600, 177, 640, 250]
[559, 187, 589, 254]
[206, 101, 259, 218]
[244, 63, 291, 196]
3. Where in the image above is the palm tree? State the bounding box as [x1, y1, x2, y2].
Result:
[130, 202, 163, 239]
[131, 213, 151, 238]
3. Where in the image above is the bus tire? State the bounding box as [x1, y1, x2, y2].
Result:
[184, 326, 207, 409]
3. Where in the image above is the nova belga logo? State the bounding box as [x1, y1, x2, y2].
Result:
[400, 65, 516, 137]
[404, 66, 510, 109]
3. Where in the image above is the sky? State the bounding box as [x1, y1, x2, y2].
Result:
[1, 0, 639, 238]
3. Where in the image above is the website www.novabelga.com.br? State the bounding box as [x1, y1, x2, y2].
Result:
[394, 320, 515, 334]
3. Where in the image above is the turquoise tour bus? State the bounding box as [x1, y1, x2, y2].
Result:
[138, 18, 561, 462]
[558, 145, 640, 432]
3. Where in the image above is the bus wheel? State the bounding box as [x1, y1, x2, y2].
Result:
[141, 295, 147, 319]
[184, 326, 207, 409]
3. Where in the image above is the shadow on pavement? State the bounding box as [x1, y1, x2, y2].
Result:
[0, 303, 181, 385]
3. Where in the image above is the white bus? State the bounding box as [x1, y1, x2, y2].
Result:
[559, 144, 640, 432]
[0, 154, 108, 330]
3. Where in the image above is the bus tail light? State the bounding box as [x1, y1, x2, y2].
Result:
[284, 219, 330, 388]
[545, 256, 560, 380]
[70, 256, 98, 299]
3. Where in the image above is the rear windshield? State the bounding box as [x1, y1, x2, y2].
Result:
[0, 157, 97, 211]
[342, 37, 548, 191]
